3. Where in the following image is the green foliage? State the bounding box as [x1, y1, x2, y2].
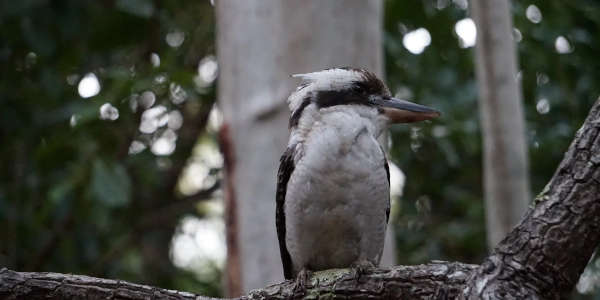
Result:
[385, 0, 485, 266]
[0, 0, 220, 296]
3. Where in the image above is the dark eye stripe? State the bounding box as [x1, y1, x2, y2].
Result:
[315, 90, 373, 108]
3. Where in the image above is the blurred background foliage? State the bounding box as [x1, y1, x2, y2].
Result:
[0, 0, 599, 298]
[0, 0, 221, 296]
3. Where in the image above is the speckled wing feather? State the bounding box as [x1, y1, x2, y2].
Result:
[276, 146, 295, 279]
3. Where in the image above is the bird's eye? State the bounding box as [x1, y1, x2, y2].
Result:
[352, 82, 369, 95]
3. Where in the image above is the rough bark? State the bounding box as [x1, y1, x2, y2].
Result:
[0, 268, 218, 300]
[246, 262, 476, 300]
[0, 262, 475, 300]
[215, 0, 393, 295]
[1, 100, 599, 299]
[461, 100, 600, 299]
[472, 0, 532, 248]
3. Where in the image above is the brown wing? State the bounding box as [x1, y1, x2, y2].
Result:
[276, 146, 296, 279]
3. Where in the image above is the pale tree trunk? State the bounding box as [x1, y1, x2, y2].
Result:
[471, 0, 531, 249]
[215, 0, 394, 296]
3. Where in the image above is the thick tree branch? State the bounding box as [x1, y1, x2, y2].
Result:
[1, 100, 599, 299]
[1, 262, 476, 300]
[462, 99, 600, 299]
[0, 268, 218, 300]
[246, 262, 476, 300]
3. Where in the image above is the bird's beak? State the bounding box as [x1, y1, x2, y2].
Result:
[372, 97, 441, 123]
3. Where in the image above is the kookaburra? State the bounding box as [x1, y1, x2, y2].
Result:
[276, 67, 440, 280]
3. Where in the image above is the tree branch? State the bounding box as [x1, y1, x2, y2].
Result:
[1, 262, 476, 300]
[462, 99, 600, 299]
[1, 100, 599, 299]
[247, 262, 476, 300]
[0, 268, 218, 300]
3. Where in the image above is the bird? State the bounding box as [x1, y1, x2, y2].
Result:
[276, 67, 440, 282]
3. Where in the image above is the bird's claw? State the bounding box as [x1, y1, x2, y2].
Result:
[351, 261, 376, 281]
[293, 269, 313, 293]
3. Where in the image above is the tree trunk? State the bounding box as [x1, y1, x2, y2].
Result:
[1, 99, 599, 300]
[471, 0, 532, 249]
[215, 0, 392, 295]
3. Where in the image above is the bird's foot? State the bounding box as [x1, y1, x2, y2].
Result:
[293, 269, 313, 293]
[351, 260, 376, 282]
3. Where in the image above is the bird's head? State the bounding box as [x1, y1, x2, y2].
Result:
[287, 68, 440, 132]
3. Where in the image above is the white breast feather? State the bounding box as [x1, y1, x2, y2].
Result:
[284, 107, 389, 276]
